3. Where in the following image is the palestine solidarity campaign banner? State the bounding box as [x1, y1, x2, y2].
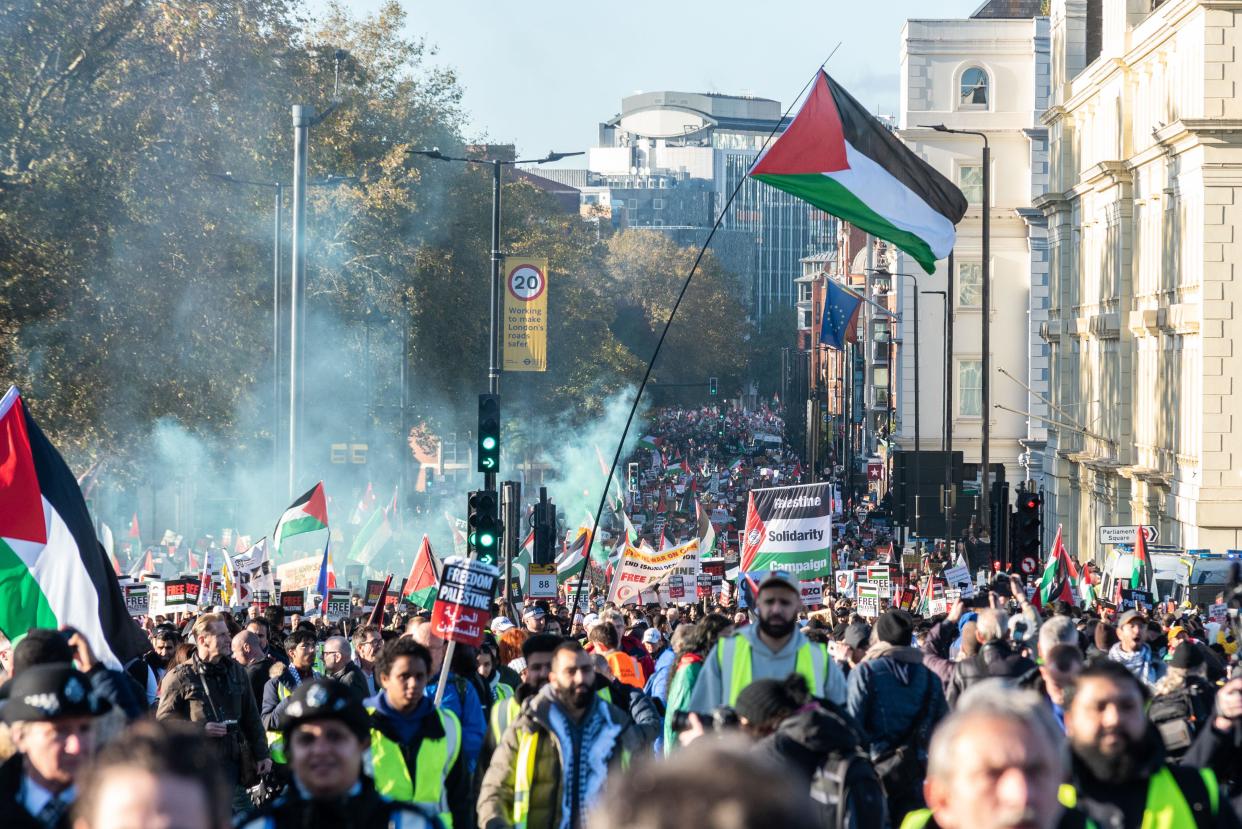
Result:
[740, 482, 833, 580]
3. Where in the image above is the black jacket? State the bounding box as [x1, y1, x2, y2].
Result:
[245, 657, 277, 710]
[1183, 717, 1242, 813]
[330, 660, 371, 704]
[755, 701, 864, 784]
[237, 775, 442, 829]
[0, 754, 70, 829]
[947, 640, 1036, 706]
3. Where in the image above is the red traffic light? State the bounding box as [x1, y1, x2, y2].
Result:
[1025, 498, 1038, 509]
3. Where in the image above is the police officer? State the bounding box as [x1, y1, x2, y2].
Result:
[690, 570, 846, 711]
[237, 678, 441, 829]
[0, 663, 110, 829]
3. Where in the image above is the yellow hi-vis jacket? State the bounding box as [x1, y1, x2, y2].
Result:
[366, 705, 461, 828]
[715, 633, 830, 706]
[1059, 766, 1219, 829]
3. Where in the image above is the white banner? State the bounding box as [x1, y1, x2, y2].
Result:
[606, 539, 699, 606]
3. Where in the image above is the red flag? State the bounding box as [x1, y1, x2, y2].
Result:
[128, 512, 141, 539]
[368, 574, 394, 627]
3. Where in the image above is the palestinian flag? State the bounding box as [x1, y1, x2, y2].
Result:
[402, 535, 440, 609]
[274, 482, 328, 553]
[350, 507, 393, 566]
[696, 499, 717, 558]
[1077, 562, 1097, 608]
[444, 511, 468, 557]
[637, 435, 662, 452]
[1131, 524, 1154, 592]
[750, 70, 968, 274]
[0, 387, 147, 667]
[557, 523, 592, 582]
[1037, 524, 1077, 607]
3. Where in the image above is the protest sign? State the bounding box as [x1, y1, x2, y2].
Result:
[867, 565, 891, 599]
[276, 554, 323, 591]
[739, 483, 833, 579]
[1209, 603, 1228, 625]
[431, 557, 499, 647]
[1120, 588, 1153, 611]
[280, 589, 304, 616]
[668, 575, 686, 601]
[800, 580, 823, 608]
[700, 558, 725, 598]
[124, 584, 149, 617]
[607, 539, 699, 606]
[834, 569, 856, 598]
[325, 588, 351, 621]
[856, 582, 880, 618]
[943, 565, 975, 598]
[363, 579, 386, 609]
[901, 547, 919, 572]
[875, 541, 894, 564]
[164, 578, 189, 608]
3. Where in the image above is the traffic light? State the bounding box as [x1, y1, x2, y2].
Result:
[709, 377, 718, 396]
[626, 462, 639, 494]
[477, 394, 500, 473]
[467, 489, 502, 565]
[1013, 488, 1042, 562]
[532, 487, 556, 566]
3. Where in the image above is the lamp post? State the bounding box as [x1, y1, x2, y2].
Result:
[407, 148, 584, 491]
[927, 124, 990, 546]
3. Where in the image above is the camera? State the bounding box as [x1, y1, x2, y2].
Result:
[670, 705, 740, 734]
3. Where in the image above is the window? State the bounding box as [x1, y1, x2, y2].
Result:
[959, 67, 989, 109]
[959, 360, 982, 417]
[958, 262, 982, 307]
[798, 283, 812, 303]
[652, 198, 664, 210]
[627, 199, 638, 210]
[958, 165, 983, 204]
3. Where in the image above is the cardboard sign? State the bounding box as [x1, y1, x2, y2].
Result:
[508, 576, 524, 603]
[943, 565, 975, 599]
[668, 575, 686, 600]
[280, 590, 305, 616]
[363, 580, 386, 609]
[834, 569, 856, 598]
[164, 579, 189, 608]
[800, 579, 823, 608]
[431, 557, 499, 647]
[325, 589, 352, 621]
[1209, 603, 1228, 625]
[527, 563, 557, 600]
[124, 584, 149, 617]
[700, 558, 725, 598]
[901, 547, 919, 571]
[182, 579, 201, 607]
[1120, 588, 1153, 611]
[856, 582, 880, 618]
[867, 565, 891, 599]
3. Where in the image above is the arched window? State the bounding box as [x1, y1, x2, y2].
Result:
[959, 67, 989, 109]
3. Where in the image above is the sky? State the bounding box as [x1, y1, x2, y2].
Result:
[308, 0, 985, 164]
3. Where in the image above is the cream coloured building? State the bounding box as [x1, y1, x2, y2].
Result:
[1039, 0, 1242, 557]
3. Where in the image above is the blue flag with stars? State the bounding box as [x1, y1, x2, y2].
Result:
[819, 279, 864, 350]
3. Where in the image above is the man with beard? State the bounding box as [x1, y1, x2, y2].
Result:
[902, 682, 1095, 829]
[1062, 660, 1240, 827]
[689, 570, 846, 713]
[478, 641, 646, 829]
[125, 623, 179, 708]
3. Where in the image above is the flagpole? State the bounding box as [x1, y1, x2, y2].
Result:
[568, 54, 839, 617]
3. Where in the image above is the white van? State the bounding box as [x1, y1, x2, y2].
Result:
[1098, 549, 1183, 602]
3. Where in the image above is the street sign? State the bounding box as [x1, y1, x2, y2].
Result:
[527, 563, 557, 600]
[1098, 525, 1159, 545]
[502, 257, 548, 372]
[1019, 556, 1038, 575]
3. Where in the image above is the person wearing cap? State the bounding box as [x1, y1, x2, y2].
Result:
[641, 627, 674, 706]
[366, 638, 468, 828]
[1107, 609, 1165, 690]
[1184, 665, 1242, 814]
[846, 608, 948, 822]
[156, 612, 271, 801]
[1061, 659, 1241, 828]
[689, 570, 845, 715]
[833, 622, 872, 677]
[521, 607, 547, 635]
[236, 678, 442, 829]
[0, 664, 110, 829]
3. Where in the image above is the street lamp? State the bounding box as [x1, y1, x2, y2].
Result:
[924, 123, 991, 548]
[407, 147, 584, 492]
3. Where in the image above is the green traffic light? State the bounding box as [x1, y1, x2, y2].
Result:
[480, 532, 496, 547]
[481, 436, 497, 450]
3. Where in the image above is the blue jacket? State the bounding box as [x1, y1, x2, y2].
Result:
[845, 644, 947, 758]
[427, 673, 486, 772]
[644, 646, 676, 705]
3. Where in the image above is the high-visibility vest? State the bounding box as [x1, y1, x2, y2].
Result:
[715, 634, 828, 706]
[1059, 766, 1219, 829]
[901, 808, 1100, 829]
[493, 680, 514, 706]
[265, 682, 295, 764]
[513, 728, 632, 829]
[367, 706, 462, 828]
[489, 695, 520, 745]
[604, 651, 645, 689]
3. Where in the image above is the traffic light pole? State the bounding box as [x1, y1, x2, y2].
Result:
[486, 160, 502, 493]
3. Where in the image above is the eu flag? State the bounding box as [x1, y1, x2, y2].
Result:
[819, 279, 864, 350]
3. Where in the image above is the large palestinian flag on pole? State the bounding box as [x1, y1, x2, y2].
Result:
[750, 70, 968, 274]
[0, 387, 147, 667]
[740, 482, 834, 580]
[274, 482, 328, 554]
[402, 535, 440, 609]
[1037, 524, 1078, 607]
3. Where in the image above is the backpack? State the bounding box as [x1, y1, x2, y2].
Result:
[1148, 687, 1199, 755]
[810, 750, 889, 829]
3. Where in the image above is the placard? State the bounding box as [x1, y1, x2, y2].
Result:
[164, 578, 189, 608]
[901, 547, 919, 571]
[325, 588, 351, 622]
[527, 563, 557, 600]
[280, 589, 305, 616]
[856, 582, 880, 619]
[799, 579, 823, 608]
[700, 558, 725, 598]
[867, 565, 891, 599]
[942, 565, 975, 599]
[833, 568, 856, 598]
[363, 579, 386, 609]
[430, 557, 499, 647]
[1120, 588, 1153, 611]
[668, 575, 686, 601]
[124, 584, 149, 617]
[1209, 603, 1228, 625]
